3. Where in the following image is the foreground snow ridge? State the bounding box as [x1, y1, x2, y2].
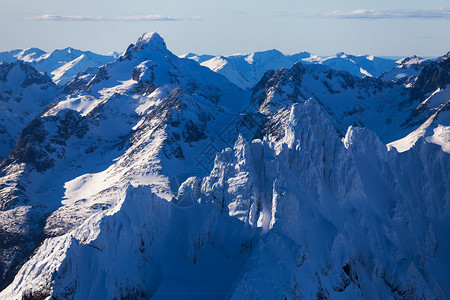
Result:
[0, 33, 449, 299]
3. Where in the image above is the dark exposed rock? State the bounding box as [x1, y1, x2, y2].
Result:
[21, 289, 51, 300]
[63, 67, 98, 94]
[19, 63, 54, 88]
[56, 109, 89, 140]
[0, 208, 49, 292]
[182, 120, 207, 144]
[1, 118, 53, 172]
[1, 109, 89, 173]
[131, 80, 157, 95]
[252, 62, 306, 108]
[0, 61, 53, 88]
[412, 52, 450, 98]
[0, 63, 14, 82]
[86, 66, 110, 91]
[252, 62, 391, 115]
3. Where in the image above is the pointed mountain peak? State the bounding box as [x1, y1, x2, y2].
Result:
[121, 32, 170, 60]
[135, 32, 167, 52]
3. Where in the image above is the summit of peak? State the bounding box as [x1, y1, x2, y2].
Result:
[121, 32, 169, 60]
[134, 32, 167, 51]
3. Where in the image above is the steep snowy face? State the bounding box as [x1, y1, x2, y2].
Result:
[1, 183, 259, 300]
[3, 96, 448, 300]
[0, 32, 249, 291]
[0, 33, 449, 300]
[187, 101, 450, 299]
[48, 54, 111, 85]
[0, 61, 57, 159]
[388, 96, 450, 153]
[200, 100, 361, 229]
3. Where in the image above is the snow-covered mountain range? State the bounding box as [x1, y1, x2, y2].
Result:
[0, 33, 449, 299]
[183, 50, 401, 89]
[0, 47, 115, 85]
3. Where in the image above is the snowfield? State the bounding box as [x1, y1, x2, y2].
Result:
[0, 33, 449, 299]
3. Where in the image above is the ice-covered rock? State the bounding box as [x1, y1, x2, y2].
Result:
[0, 61, 56, 159]
[0, 33, 449, 299]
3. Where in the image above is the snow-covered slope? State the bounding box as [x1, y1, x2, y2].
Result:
[199, 50, 308, 89]
[0, 32, 249, 291]
[0, 61, 57, 159]
[0, 47, 115, 85]
[320, 52, 398, 78]
[179, 52, 215, 63]
[251, 62, 416, 142]
[389, 53, 450, 153]
[388, 95, 450, 153]
[204, 102, 449, 299]
[380, 55, 430, 83]
[33, 48, 115, 85]
[0, 48, 47, 63]
[2, 99, 449, 299]
[0, 33, 449, 299]
[193, 51, 397, 89]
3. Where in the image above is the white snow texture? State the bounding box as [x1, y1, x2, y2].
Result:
[0, 33, 449, 300]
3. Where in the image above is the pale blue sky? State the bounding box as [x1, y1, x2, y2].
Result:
[0, 0, 449, 57]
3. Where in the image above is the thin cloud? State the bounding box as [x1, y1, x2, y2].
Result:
[324, 8, 450, 19]
[29, 13, 201, 22]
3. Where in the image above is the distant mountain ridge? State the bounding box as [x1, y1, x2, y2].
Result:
[182, 50, 404, 89]
[0, 33, 448, 299]
[0, 47, 115, 85]
[0, 45, 437, 90]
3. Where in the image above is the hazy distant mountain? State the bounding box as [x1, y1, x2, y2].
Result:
[186, 50, 399, 89]
[320, 52, 398, 78]
[179, 52, 215, 63]
[0, 47, 115, 85]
